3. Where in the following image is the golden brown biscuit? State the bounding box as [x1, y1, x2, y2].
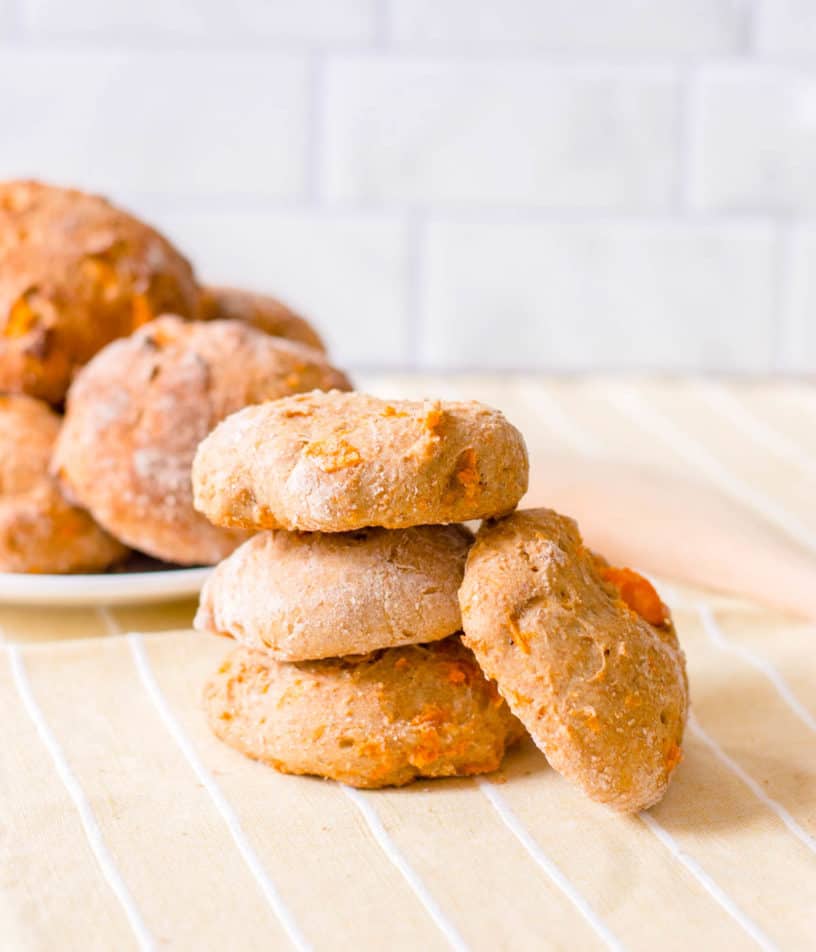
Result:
[199, 285, 325, 353]
[0, 394, 127, 573]
[0, 180, 199, 403]
[195, 524, 473, 660]
[52, 316, 351, 565]
[459, 508, 688, 813]
[193, 391, 529, 532]
[204, 637, 525, 788]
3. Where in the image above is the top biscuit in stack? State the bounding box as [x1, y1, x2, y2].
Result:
[193, 389, 529, 533]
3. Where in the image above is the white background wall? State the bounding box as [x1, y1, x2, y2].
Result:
[0, 0, 814, 374]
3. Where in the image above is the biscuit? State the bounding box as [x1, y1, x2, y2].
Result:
[459, 508, 688, 813]
[199, 285, 325, 353]
[0, 394, 127, 573]
[193, 391, 529, 532]
[195, 524, 473, 660]
[204, 637, 525, 788]
[0, 180, 199, 403]
[52, 316, 351, 565]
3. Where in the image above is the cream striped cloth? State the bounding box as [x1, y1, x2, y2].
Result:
[0, 377, 814, 951]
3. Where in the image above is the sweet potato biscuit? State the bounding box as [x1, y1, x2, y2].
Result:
[193, 391, 529, 532]
[0, 180, 199, 403]
[459, 508, 688, 813]
[53, 316, 351, 565]
[199, 285, 325, 353]
[0, 394, 127, 573]
[204, 637, 525, 788]
[195, 524, 473, 660]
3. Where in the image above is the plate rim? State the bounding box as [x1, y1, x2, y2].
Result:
[0, 565, 212, 606]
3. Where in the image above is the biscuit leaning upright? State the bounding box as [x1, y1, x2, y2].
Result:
[459, 507, 688, 813]
[193, 390, 531, 787]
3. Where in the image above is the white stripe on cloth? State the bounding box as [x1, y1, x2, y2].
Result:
[478, 778, 626, 952]
[640, 812, 778, 952]
[342, 785, 470, 952]
[688, 716, 816, 857]
[122, 627, 312, 952]
[6, 642, 156, 952]
[698, 605, 816, 733]
[607, 388, 816, 557]
[698, 383, 816, 479]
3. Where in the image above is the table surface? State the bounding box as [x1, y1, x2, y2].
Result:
[1, 376, 814, 952]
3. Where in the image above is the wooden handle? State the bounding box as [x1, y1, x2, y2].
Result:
[526, 457, 816, 622]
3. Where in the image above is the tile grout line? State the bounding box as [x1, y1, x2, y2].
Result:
[478, 778, 626, 952]
[114, 619, 312, 952]
[304, 52, 327, 207]
[5, 639, 156, 952]
[769, 219, 795, 372]
[375, 0, 391, 48]
[404, 211, 427, 369]
[675, 63, 695, 213]
[342, 785, 470, 952]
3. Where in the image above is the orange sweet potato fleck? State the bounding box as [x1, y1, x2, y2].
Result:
[508, 617, 532, 654]
[455, 447, 480, 500]
[665, 742, 683, 774]
[446, 664, 468, 685]
[575, 706, 602, 733]
[413, 704, 448, 726]
[423, 407, 444, 433]
[304, 436, 363, 473]
[4, 295, 39, 338]
[600, 566, 669, 627]
[131, 293, 154, 327]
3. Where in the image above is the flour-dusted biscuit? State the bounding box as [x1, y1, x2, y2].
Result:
[459, 508, 688, 813]
[204, 637, 525, 788]
[0, 180, 199, 403]
[53, 317, 351, 565]
[193, 391, 529, 533]
[199, 285, 325, 353]
[0, 394, 127, 573]
[195, 524, 473, 660]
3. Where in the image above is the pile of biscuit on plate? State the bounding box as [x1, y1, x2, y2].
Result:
[0, 179, 350, 573]
[192, 392, 688, 812]
[1, 179, 688, 813]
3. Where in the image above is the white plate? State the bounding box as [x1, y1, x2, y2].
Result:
[0, 565, 211, 606]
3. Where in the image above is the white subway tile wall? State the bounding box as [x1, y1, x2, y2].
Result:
[422, 221, 777, 371]
[0, 0, 812, 373]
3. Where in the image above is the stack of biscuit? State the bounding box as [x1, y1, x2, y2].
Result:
[192, 390, 689, 812]
[192, 390, 530, 788]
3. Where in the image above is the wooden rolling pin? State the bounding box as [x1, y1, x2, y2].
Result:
[525, 456, 816, 622]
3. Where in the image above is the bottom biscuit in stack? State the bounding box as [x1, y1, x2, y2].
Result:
[205, 638, 524, 789]
[194, 525, 525, 788]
